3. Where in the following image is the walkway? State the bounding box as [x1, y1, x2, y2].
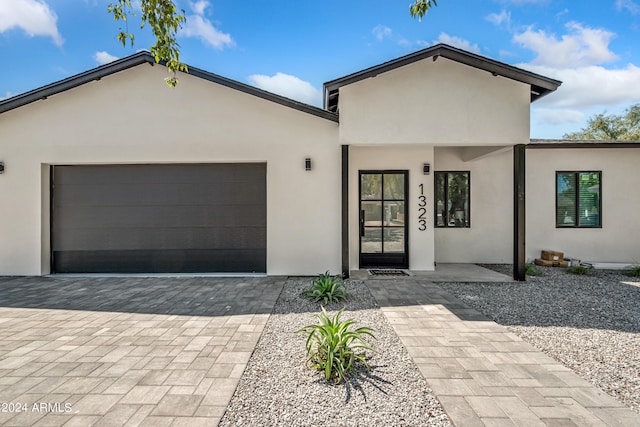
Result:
[366, 277, 640, 427]
[0, 276, 284, 427]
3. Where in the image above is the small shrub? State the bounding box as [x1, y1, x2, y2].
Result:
[625, 265, 640, 277]
[303, 271, 347, 304]
[525, 263, 542, 276]
[295, 307, 376, 384]
[567, 265, 590, 275]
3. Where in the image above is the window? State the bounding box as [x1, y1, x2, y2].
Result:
[435, 171, 470, 227]
[556, 171, 601, 228]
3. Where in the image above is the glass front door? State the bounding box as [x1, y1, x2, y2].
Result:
[359, 171, 408, 268]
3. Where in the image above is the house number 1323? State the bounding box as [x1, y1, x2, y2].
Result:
[418, 184, 427, 231]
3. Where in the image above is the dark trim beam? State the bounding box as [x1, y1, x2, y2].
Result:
[528, 140, 640, 149]
[341, 145, 350, 278]
[513, 144, 526, 281]
[324, 43, 562, 110]
[0, 52, 339, 122]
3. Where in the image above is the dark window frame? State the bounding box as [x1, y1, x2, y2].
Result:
[555, 171, 602, 228]
[434, 171, 471, 228]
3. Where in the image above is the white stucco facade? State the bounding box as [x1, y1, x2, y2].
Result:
[0, 63, 341, 276]
[2, 44, 635, 277]
[526, 147, 640, 264]
[434, 147, 514, 264]
[338, 57, 531, 146]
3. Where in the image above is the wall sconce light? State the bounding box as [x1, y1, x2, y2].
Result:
[305, 157, 312, 171]
[423, 163, 430, 175]
[0, 161, 4, 174]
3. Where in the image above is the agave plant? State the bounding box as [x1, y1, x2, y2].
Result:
[303, 271, 348, 304]
[295, 307, 376, 383]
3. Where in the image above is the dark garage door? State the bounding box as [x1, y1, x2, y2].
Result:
[51, 164, 266, 273]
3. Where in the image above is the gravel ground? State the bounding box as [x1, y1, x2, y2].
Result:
[442, 264, 640, 414]
[220, 278, 452, 427]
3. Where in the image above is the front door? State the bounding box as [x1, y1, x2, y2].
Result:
[359, 171, 408, 268]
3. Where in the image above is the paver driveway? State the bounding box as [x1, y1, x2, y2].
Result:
[0, 276, 284, 426]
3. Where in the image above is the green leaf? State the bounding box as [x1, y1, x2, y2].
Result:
[108, 0, 187, 86]
[295, 307, 376, 383]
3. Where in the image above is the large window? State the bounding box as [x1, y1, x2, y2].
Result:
[556, 171, 601, 228]
[435, 171, 470, 228]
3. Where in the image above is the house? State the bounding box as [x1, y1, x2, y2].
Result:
[1, 44, 638, 280]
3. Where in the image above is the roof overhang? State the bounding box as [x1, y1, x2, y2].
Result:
[528, 139, 640, 148]
[0, 51, 338, 122]
[323, 43, 562, 112]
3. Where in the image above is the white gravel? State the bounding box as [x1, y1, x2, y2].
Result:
[442, 265, 640, 414]
[220, 278, 452, 426]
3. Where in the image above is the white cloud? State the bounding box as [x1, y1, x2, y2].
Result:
[436, 33, 480, 54]
[617, 0, 640, 14]
[0, 91, 14, 101]
[248, 72, 322, 106]
[94, 51, 119, 65]
[511, 21, 640, 111]
[522, 63, 640, 109]
[486, 10, 511, 27]
[181, 1, 234, 50]
[513, 22, 618, 68]
[534, 108, 584, 125]
[0, 0, 63, 46]
[190, 1, 209, 15]
[372, 25, 392, 41]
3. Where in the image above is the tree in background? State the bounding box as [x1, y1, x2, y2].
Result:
[109, 1, 440, 86]
[564, 104, 640, 141]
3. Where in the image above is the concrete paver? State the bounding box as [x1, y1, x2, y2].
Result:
[366, 277, 640, 427]
[2, 270, 638, 426]
[0, 276, 284, 427]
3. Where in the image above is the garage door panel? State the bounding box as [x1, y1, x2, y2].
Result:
[54, 182, 266, 207]
[52, 164, 266, 273]
[54, 227, 267, 251]
[55, 204, 266, 228]
[53, 249, 266, 273]
[54, 164, 266, 185]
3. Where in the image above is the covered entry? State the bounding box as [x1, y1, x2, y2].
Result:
[51, 163, 266, 273]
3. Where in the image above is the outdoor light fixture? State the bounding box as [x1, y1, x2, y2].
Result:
[423, 163, 430, 175]
[0, 162, 4, 174]
[305, 158, 312, 171]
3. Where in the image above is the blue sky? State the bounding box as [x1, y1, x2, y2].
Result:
[1, 0, 640, 138]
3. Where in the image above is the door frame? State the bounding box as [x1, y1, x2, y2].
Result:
[358, 170, 409, 269]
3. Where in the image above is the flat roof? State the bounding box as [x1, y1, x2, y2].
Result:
[529, 139, 640, 148]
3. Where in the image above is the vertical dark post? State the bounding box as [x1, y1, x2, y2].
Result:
[513, 144, 526, 281]
[341, 145, 350, 278]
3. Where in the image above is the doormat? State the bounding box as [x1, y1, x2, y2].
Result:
[369, 269, 410, 276]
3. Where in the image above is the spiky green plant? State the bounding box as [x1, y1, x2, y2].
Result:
[303, 271, 348, 304]
[625, 265, 640, 277]
[567, 265, 590, 275]
[295, 307, 376, 383]
[525, 264, 542, 276]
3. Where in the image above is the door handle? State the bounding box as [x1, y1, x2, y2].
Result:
[360, 210, 365, 237]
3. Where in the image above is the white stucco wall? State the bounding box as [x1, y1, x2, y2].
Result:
[349, 146, 435, 271]
[0, 64, 341, 276]
[526, 147, 640, 264]
[434, 146, 514, 263]
[338, 57, 531, 146]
